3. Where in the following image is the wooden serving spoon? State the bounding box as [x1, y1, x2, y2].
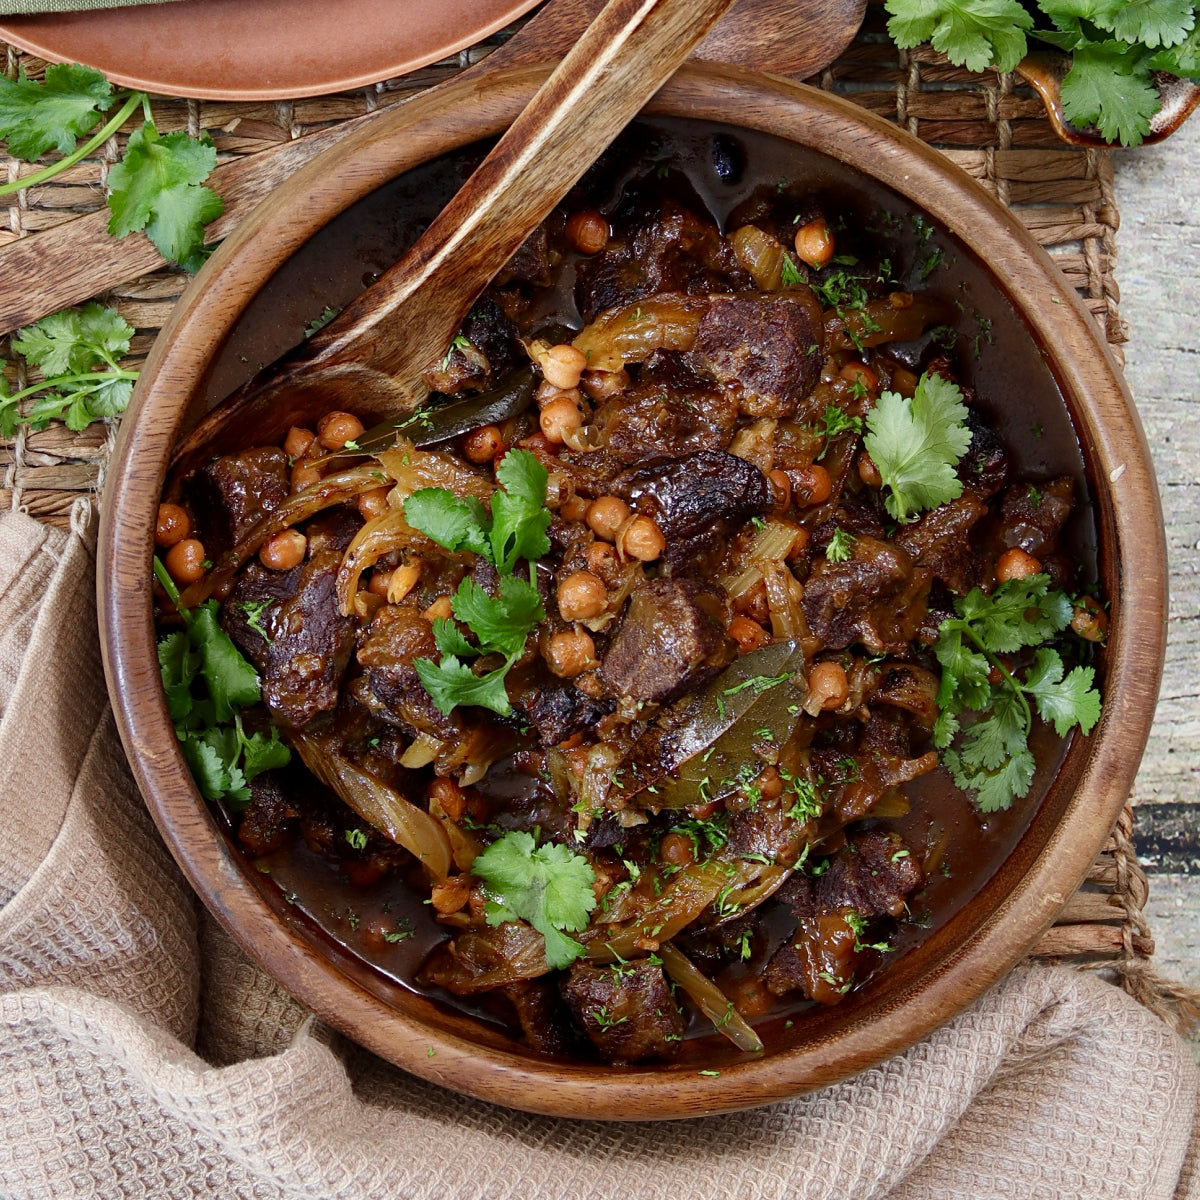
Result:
[0, 0, 865, 336]
[172, 0, 744, 468]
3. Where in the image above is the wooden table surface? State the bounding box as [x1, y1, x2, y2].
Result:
[1115, 115, 1200, 1000]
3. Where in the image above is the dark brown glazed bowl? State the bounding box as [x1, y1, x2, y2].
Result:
[98, 63, 1166, 1121]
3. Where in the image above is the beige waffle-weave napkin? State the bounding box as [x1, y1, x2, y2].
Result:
[0, 0, 182, 13]
[0, 504, 1197, 1200]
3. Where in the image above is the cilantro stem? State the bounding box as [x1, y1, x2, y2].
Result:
[953, 620, 1032, 729]
[153, 555, 190, 621]
[0, 90, 142, 198]
[0, 370, 138, 404]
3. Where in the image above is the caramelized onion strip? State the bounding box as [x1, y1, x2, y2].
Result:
[658, 943, 764, 1054]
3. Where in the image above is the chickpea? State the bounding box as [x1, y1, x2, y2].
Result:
[164, 537, 206, 584]
[786, 527, 812, 562]
[1071, 596, 1109, 642]
[367, 569, 392, 597]
[659, 831, 695, 868]
[757, 765, 783, 803]
[430, 875, 471, 915]
[290, 461, 323, 493]
[996, 547, 1042, 583]
[357, 486, 391, 521]
[428, 777, 466, 822]
[794, 217, 834, 269]
[462, 424, 505, 464]
[857, 451, 883, 490]
[541, 343, 588, 391]
[790, 464, 832, 506]
[618, 514, 665, 563]
[586, 495, 631, 542]
[422, 595, 454, 622]
[767, 468, 792, 514]
[387, 560, 423, 604]
[565, 209, 610, 255]
[586, 540, 618, 579]
[283, 425, 316, 459]
[316, 410, 364, 451]
[840, 361, 878, 392]
[557, 570, 607, 621]
[731, 976, 775, 1019]
[259, 529, 307, 571]
[539, 395, 585, 444]
[728, 615, 770, 654]
[581, 367, 629, 402]
[353, 591, 385, 623]
[560, 494, 590, 522]
[545, 627, 597, 678]
[154, 502, 190, 548]
[536, 379, 575, 409]
[804, 660, 849, 714]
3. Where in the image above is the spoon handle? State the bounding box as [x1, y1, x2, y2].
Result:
[285, 0, 740, 408]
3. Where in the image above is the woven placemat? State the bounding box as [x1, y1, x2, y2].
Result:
[1, 14, 1187, 1029]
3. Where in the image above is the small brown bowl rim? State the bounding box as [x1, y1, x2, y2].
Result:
[98, 62, 1166, 1121]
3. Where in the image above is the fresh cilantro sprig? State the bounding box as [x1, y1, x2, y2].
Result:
[0, 63, 222, 267]
[403, 448, 550, 716]
[0, 302, 138, 437]
[817, 402, 863, 460]
[884, 0, 1200, 146]
[933, 575, 1101, 812]
[825, 527, 857, 562]
[470, 830, 597, 969]
[154, 558, 290, 806]
[863, 370, 973, 522]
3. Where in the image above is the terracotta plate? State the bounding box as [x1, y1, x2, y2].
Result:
[0, 0, 542, 101]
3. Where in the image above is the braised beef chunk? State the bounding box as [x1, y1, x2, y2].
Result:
[819, 831, 924, 920]
[514, 684, 616, 746]
[304, 508, 364, 557]
[691, 293, 824, 419]
[595, 379, 738, 462]
[236, 772, 299, 856]
[221, 560, 303, 670]
[600, 578, 735, 703]
[504, 979, 577, 1058]
[998, 476, 1075, 557]
[575, 197, 744, 322]
[958, 409, 1009, 500]
[261, 549, 356, 728]
[357, 605, 458, 740]
[893, 495, 990, 595]
[613, 449, 773, 569]
[727, 796, 812, 868]
[191, 447, 290, 556]
[561, 960, 684, 1063]
[495, 224, 554, 288]
[801, 535, 930, 655]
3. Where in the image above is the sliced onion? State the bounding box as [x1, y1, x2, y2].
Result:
[292, 731, 452, 880]
[658, 943, 764, 1054]
[572, 294, 707, 372]
[720, 519, 805, 605]
[730, 225, 785, 292]
[375, 438, 495, 501]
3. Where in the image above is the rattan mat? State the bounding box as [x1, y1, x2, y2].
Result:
[0, 11, 1185, 1027]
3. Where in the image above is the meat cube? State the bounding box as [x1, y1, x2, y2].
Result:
[236, 772, 299, 856]
[998, 476, 1075, 558]
[190, 447, 290, 556]
[818, 831, 924, 920]
[600, 578, 735, 704]
[504, 979, 577, 1058]
[893, 495, 990, 595]
[358, 605, 458, 740]
[561, 959, 684, 1063]
[958, 409, 1010, 500]
[220, 560, 303, 671]
[595, 380, 738, 462]
[692, 293, 824, 418]
[261, 549, 357, 728]
[800, 534, 929, 655]
[513, 683, 616, 747]
[612, 449, 773, 570]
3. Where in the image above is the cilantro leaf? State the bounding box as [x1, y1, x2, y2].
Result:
[237, 719, 292, 781]
[13, 301, 133, 376]
[413, 655, 513, 717]
[825, 527, 856, 563]
[1059, 39, 1160, 146]
[471, 830, 597, 969]
[190, 602, 260, 722]
[1147, 23, 1200, 75]
[432, 617, 478, 659]
[490, 449, 551, 572]
[884, 0, 1033, 72]
[157, 631, 198, 722]
[944, 745, 1036, 814]
[1023, 648, 1102, 737]
[0, 63, 112, 160]
[403, 489, 492, 558]
[106, 120, 224, 268]
[451, 575, 544, 661]
[953, 574, 1073, 653]
[1090, 0, 1194, 49]
[864, 371, 972, 521]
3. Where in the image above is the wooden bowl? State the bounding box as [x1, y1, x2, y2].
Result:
[97, 62, 1166, 1121]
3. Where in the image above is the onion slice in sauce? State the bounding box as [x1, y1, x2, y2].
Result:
[658, 943, 764, 1054]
